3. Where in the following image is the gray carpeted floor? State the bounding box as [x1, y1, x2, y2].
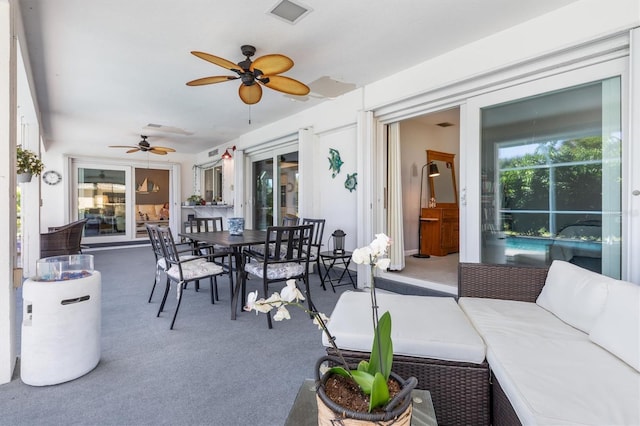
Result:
[3, 246, 355, 425]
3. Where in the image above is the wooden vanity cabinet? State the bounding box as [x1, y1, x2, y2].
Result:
[420, 207, 459, 256]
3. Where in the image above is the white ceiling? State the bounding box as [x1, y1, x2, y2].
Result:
[17, 0, 580, 156]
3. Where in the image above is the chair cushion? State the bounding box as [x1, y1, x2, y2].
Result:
[167, 261, 223, 281]
[536, 260, 611, 333]
[244, 261, 305, 280]
[589, 280, 640, 372]
[157, 254, 202, 270]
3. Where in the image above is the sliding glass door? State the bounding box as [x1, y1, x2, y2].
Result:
[251, 150, 299, 230]
[77, 167, 128, 239]
[253, 158, 274, 229]
[72, 159, 178, 244]
[465, 59, 626, 279]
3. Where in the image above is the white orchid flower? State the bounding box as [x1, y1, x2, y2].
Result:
[244, 291, 272, 314]
[264, 292, 284, 308]
[352, 246, 372, 265]
[376, 258, 391, 271]
[273, 305, 291, 321]
[312, 312, 330, 330]
[281, 279, 305, 302]
[370, 234, 390, 256]
[244, 291, 259, 313]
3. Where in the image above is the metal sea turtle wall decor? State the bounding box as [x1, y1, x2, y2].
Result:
[344, 172, 357, 192]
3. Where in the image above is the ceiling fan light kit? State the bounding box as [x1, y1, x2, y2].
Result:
[187, 45, 310, 105]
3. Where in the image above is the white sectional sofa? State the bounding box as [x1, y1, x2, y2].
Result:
[459, 261, 640, 426]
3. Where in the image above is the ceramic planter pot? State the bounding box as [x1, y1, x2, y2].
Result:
[17, 173, 33, 183]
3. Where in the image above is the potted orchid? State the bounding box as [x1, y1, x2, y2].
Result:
[16, 146, 45, 183]
[245, 233, 417, 423]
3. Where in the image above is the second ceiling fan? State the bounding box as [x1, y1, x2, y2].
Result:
[186, 45, 310, 105]
[109, 135, 175, 155]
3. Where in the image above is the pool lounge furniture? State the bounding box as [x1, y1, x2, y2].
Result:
[459, 261, 640, 426]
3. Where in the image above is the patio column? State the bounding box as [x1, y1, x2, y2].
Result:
[0, 0, 18, 385]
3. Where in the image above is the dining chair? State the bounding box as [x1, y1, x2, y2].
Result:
[242, 224, 314, 329]
[301, 218, 326, 278]
[282, 214, 300, 226]
[152, 225, 225, 329]
[145, 224, 198, 303]
[249, 215, 301, 259]
[183, 216, 234, 296]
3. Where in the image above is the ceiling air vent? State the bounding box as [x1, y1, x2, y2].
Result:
[208, 149, 219, 157]
[268, 0, 312, 24]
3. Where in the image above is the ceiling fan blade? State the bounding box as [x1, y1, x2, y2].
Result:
[126, 148, 141, 154]
[186, 75, 238, 86]
[109, 145, 138, 149]
[149, 149, 168, 155]
[151, 146, 176, 152]
[261, 75, 310, 96]
[250, 54, 294, 75]
[191, 51, 241, 71]
[239, 83, 262, 105]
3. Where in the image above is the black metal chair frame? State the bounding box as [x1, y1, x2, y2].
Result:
[184, 216, 234, 291]
[282, 214, 300, 226]
[301, 218, 326, 279]
[150, 224, 224, 329]
[145, 223, 195, 303]
[241, 224, 314, 329]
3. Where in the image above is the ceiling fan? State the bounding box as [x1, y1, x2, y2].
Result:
[186, 45, 310, 105]
[109, 135, 176, 155]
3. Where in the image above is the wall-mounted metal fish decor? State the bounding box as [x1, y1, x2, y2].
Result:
[328, 148, 344, 178]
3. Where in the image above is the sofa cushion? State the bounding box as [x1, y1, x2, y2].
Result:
[459, 297, 640, 425]
[589, 280, 640, 372]
[323, 291, 486, 364]
[536, 260, 611, 333]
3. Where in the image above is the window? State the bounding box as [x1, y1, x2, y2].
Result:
[480, 78, 621, 277]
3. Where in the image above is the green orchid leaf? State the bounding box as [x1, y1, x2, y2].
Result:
[350, 370, 375, 395]
[327, 366, 351, 378]
[368, 311, 393, 380]
[368, 372, 390, 412]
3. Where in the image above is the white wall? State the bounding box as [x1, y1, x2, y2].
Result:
[314, 125, 358, 251]
[365, 0, 640, 112]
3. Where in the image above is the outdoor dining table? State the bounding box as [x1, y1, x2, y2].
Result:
[179, 229, 267, 320]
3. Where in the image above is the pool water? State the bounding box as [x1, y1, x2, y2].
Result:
[506, 236, 551, 252]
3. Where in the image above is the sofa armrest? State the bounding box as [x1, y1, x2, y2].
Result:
[458, 263, 549, 302]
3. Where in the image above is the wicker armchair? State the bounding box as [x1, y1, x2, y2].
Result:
[40, 219, 88, 259]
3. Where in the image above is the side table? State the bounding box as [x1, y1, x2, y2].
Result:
[319, 250, 356, 292]
[285, 379, 438, 426]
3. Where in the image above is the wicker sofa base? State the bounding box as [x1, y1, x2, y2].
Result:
[327, 348, 490, 426]
[492, 374, 521, 426]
